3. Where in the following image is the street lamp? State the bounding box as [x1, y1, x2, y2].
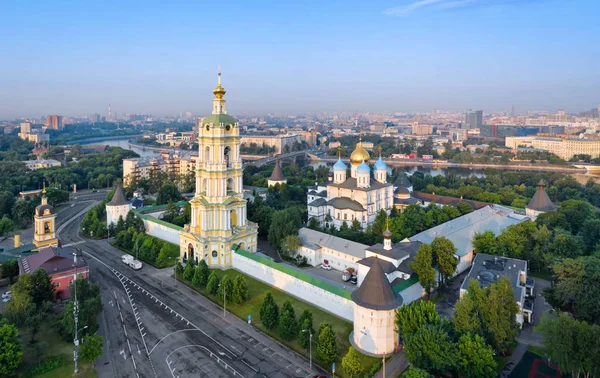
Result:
[302, 329, 312, 370]
[73, 251, 80, 374]
[218, 283, 226, 318]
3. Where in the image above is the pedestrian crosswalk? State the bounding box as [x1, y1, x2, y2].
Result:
[61, 240, 86, 247]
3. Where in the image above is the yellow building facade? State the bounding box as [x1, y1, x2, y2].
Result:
[33, 188, 58, 248]
[179, 72, 258, 268]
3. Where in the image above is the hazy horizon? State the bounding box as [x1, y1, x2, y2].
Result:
[1, 0, 599, 119]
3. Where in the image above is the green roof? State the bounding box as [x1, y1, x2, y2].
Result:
[136, 201, 188, 214]
[200, 114, 237, 127]
[392, 273, 420, 293]
[234, 247, 352, 300]
[135, 212, 184, 231]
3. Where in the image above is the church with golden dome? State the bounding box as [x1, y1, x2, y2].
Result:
[307, 138, 394, 230]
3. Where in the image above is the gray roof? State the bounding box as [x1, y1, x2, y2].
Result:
[352, 258, 403, 310]
[269, 159, 286, 181]
[19, 246, 86, 275]
[308, 198, 328, 207]
[409, 206, 526, 257]
[357, 256, 397, 273]
[35, 203, 54, 216]
[328, 177, 392, 192]
[366, 241, 422, 261]
[108, 185, 129, 206]
[298, 227, 368, 259]
[326, 197, 365, 212]
[394, 173, 412, 189]
[460, 253, 527, 303]
[394, 196, 421, 205]
[527, 180, 555, 212]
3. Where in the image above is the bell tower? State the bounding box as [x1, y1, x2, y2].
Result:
[33, 185, 58, 248]
[179, 70, 258, 268]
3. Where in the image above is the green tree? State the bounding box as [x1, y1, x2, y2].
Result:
[472, 230, 498, 255]
[0, 324, 22, 377]
[156, 182, 181, 205]
[0, 215, 14, 237]
[206, 271, 220, 295]
[404, 324, 455, 375]
[232, 275, 249, 305]
[60, 278, 102, 340]
[197, 260, 210, 287]
[395, 300, 443, 340]
[341, 347, 362, 377]
[45, 188, 70, 206]
[558, 199, 594, 234]
[174, 261, 184, 278]
[455, 333, 497, 378]
[280, 234, 302, 260]
[410, 244, 436, 299]
[315, 322, 337, 365]
[191, 265, 202, 287]
[279, 301, 298, 340]
[0, 191, 15, 218]
[80, 333, 104, 363]
[11, 200, 36, 228]
[431, 237, 457, 287]
[298, 319, 313, 350]
[30, 269, 55, 306]
[456, 201, 473, 215]
[217, 275, 234, 304]
[403, 366, 433, 378]
[536, 314, 600, 378]
[268, 208, 302, 249]
[259, 293, 279, 330]
[0, 259, 18, 283]
[183, 262, 195, 281]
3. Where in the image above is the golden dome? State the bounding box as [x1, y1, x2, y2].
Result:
[350, 143, 370, 165]
[213, 70, 226, 99]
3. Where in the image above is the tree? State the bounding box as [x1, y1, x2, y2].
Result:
[183, 262, 195, 281]
[268, 208, 302, 250]
[0, 191, 15, 218]
[431, 237, 457, 287]
[580, 217, 600, 252]
[11, 200, 36, 228]
[410, 244, 436, 299]
[298, 319, 313, 350]
[156, 181, 181, 205]
[206, 271, 220, 295]
[280, 234, 302, 260]
[403, 366, 433, 378]
[455, 333, 497, 378]
[341, 347, 362, 377]
[232, 275, 249, 305]
[197, 260, 210, 287]
[174, 261, 184, 277]
[536, 314, 600, 378]
[217, 276, 234, 304]
[30, 269, 54, 306]
[558, 199, 594, 234]
[60, 278, 102, 340]
[315, 322, 337, 365]
[0, 215, 14, 237]
[259, 293, 279, 330]
[404, 324, 455, 375]
[80, 333, 104, 363]
[45, 188, 70, 206]
[472, 230, 498, 255]
[0, 259, 18, 283]
[278, 301, 298, 340]
[0, 324, 22, 377]
[191, 266, 202, 287]
[395, 300, 443, 340]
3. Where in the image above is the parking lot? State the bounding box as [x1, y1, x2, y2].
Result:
[303, 265, 358, 292]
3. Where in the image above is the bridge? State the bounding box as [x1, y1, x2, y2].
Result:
[243, 149, 324, 167]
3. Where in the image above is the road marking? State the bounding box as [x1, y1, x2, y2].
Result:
[120, 312, 123, 322]
[120, 349, 127, 360]
[137, 344, 141, 355]
[123, 324, 127, 337]
[131, 354, 137, 370]
[165, 345, 245, 378]
[117, 301, 121, 311]
[127, 339, 132, 352]
[62, 240, 86, 247]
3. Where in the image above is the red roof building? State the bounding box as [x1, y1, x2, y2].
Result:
[18, 247, 89, 300]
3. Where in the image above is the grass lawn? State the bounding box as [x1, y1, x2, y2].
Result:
[180, 269, 381, 378]
[494, 355, 511, 374]
[18, 317, 97, 378]
[527, 345, 548, 358]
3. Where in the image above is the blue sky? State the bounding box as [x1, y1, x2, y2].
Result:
[0, 0, 598, 118]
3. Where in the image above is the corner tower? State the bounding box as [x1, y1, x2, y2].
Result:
[179, 71, 258, 268]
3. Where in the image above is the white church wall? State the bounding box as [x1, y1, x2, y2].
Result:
[139, 213, 182, 246]
[233, 251, 354, 321]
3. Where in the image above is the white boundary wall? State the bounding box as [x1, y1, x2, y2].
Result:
[142, 216, 181, 246]
[232, 252, 354, 321]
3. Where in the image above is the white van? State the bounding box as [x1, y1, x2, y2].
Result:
[122, 255, 134, 265]
[129, 260, 142, 270]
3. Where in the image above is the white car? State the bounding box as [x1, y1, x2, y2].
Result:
[1, 291, 11, 299]
[320, 264, 332, 271]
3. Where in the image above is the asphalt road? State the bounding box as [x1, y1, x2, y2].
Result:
[57, 196, 321, 378]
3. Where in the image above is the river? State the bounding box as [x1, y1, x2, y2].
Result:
[87, 138, 600, 184]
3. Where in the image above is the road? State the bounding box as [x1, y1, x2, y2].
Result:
[57, 197, 321, 378]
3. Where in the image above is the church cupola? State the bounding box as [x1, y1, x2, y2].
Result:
[212, 68, 227, 115]
[373, 146, 388, 184]
[356, 160, 370, 188]
[333, 147, 347, 184]
[350, 130, 370, 178]
[383, 222, 392, 251]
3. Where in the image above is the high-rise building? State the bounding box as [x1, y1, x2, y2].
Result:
[465, 110, 483, 129]
[45, 115, 63, 130]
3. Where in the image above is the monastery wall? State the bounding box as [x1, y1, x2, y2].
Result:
[139, 211, 182, 246]
[232, 250, 354, 321]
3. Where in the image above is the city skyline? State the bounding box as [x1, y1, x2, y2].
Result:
[1, 0, 598, 119]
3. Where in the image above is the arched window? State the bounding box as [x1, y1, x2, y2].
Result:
[226, 178, 235, 194]
[204, 146, 211, 164]
[188, 244, 195, 263]
[230, 209, 238, 228]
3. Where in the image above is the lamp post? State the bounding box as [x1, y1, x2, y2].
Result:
[302, 329, 312, 371]
[73, 251, 79, 374]
[382, 356, 386, 378]
[219, 282, 226, 318]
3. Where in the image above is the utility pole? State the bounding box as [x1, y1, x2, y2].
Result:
[223, 284, 226, 318]
[73, 250, 79, 374]
[382, 356, 386, 378]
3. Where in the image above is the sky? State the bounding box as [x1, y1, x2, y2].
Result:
[0, 0, 599, 119]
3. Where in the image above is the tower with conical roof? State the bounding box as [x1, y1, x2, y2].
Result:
[526, 179, 556, 220]
[106, 185, 132, 226]
[351, 256, 402, 356]
[33, 184, 58, 248]
[179, 71, 258, 267]
[267, 157, 286, 187]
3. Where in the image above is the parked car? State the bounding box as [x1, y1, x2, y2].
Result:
[320, 263, 332, 271]
[349, 275, 357, 284]
[2, 291, 11, 299]
[342, 267, 355, 281]
[122, 255, 134, 265]
[129, 260, 142, 270]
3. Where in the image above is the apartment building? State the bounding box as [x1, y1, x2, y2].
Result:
[240, 134, 301, 153]
[122, 151, 199, 185]
[505, 135, 600, 159]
